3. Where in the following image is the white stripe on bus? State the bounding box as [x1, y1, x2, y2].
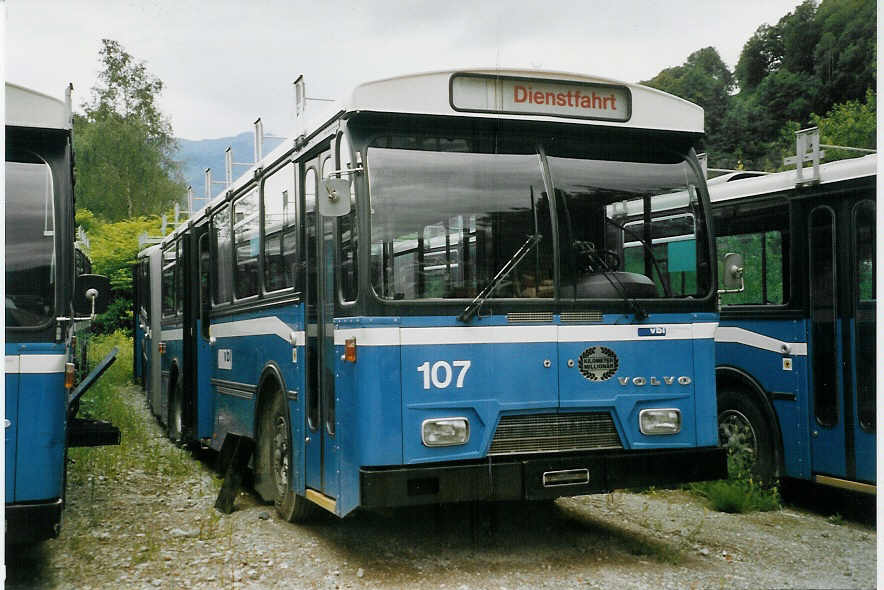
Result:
[714, 326, 808, 356]
[211, 316, 305, 346]
[4, 354, 67, 374]
[161, 328, 183, 341]
[335, 323, 719, 346]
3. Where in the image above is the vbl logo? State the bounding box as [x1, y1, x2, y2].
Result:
[638, 327, 666, 337]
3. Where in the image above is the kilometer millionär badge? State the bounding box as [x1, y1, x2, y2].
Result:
[578, 346, 619, 381]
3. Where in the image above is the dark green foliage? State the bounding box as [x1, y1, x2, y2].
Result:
[641, 47, 733, 154]
[647, 0, 875, 171]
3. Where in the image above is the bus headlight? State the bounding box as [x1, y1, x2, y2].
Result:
[639, 409, 681, 435]
[421, 417, 469, 447]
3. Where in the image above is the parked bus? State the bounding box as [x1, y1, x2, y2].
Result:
[5, 83, 118, 543]
[709, 152, 876, 493]
[136, 69, 726, 521]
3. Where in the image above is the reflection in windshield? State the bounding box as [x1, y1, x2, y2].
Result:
[367, 142, 709, 302]
[5, 161, 56, 326]
[548, 156, 707, 299]
[368, 148, 554, 300]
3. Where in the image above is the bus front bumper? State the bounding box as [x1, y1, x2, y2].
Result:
[361, 447, 727, 508]
[6, 497, 63, 544]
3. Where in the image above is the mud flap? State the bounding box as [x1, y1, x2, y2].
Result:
[214, 434, 255, 514]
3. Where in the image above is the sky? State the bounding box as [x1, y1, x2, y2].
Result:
[5, 0, 806, 140]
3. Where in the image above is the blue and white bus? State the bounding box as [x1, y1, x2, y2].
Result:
[137, 69, 726, 521]
[5, 83, 117, 543]
[709, 152, 876, 493]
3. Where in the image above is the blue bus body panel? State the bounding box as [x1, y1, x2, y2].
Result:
[5, 369, 19, 503]
[717, 318, 811, 479]
[5, 343, 67, 504]
[331, 313, 718, 516]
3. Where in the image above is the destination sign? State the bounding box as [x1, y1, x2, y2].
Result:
[451, 73, 631, 122]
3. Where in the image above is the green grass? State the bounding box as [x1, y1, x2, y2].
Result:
[69, 331, 194, 484]
[689, 455, 780, 514]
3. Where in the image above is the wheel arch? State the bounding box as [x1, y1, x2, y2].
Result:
[254, 361, 289, 441]
[716, 364, 785, 477]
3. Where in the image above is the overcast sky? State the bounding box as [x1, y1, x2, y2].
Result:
[6, 0, 804, 140]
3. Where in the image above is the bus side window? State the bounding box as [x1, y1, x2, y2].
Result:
[212, 204, 233, 305]
[199, 233, 210, 339]
[713, 202, 789, 305]
[161, 244, 176, 317]
[263, 163, 298, 292]
[337, 133, 358, 302]
[175, 239, 184, 315]
[233, 187, 260, 299]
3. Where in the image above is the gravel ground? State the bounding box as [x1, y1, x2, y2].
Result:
[6, 385, 876, 589]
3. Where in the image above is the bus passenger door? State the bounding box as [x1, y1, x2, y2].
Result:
[849, 199, 875, 484]
[807, 204, 845, 478]
[303, 152, 339, 501]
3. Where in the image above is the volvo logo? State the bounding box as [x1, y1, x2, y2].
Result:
[578, 346, 619, 381]
[617, 376, 692, 386]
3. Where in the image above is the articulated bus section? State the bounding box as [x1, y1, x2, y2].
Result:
[709, 151, 876, 494]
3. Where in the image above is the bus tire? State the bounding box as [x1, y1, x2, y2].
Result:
[261, 392, 318, 523]
[717, 388, 776, 483]
[168, 377, 184, 443]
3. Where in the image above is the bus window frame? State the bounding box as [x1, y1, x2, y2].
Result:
[261, 159, 299, 297]
[210, 202, 233, 309]
[335, 130, 359, 307]
[161, 241, 177, 319]
[713, 197, 793, 312]
[231, 184, 261, 303]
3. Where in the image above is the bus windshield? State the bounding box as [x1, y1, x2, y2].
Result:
[367, 137, 709, 302]
[5, 160, 56, 327]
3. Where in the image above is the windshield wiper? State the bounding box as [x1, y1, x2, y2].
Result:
[574, 240, 648, 320]
[457, 234, 542, 323]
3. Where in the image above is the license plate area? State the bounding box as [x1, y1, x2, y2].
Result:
[524, 456, 607, 499]
[543, 468, 590, 487]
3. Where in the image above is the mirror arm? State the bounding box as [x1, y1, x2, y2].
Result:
[326, 166, 363, 177]
[57, 289, 101, 323]
[717, 264, 745, 294]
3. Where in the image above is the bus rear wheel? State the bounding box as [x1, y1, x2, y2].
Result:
[260, 392, 319, 523]
[717, 389, 776, 483]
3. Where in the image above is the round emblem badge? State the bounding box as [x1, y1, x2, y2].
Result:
[577, 346, 619, 381]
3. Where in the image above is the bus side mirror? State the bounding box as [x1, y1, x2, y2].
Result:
[718, 252, 745, 293]
[319, 178, 352, 217]
[75, 274, 111, 316]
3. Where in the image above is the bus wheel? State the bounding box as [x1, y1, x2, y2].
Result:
[168, 378, 184, 443]
[263, 393, 319, 523]
[717, 389, 775, 483]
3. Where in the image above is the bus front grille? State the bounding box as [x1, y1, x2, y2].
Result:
[488, 413, 622, 456]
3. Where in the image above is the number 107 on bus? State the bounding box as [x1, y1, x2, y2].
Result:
[417, 360, 472, 390]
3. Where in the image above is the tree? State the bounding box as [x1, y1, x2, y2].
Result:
[811, 89, 876, 160]
[74, 39, 185, 220]
[76, 209, 164, 334]
[641, 47, 734, 153]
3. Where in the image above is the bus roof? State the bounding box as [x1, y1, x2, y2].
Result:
[5, 83, 71, 131]
[708, 154, 877, 204]
[340, 68, 704, 134]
